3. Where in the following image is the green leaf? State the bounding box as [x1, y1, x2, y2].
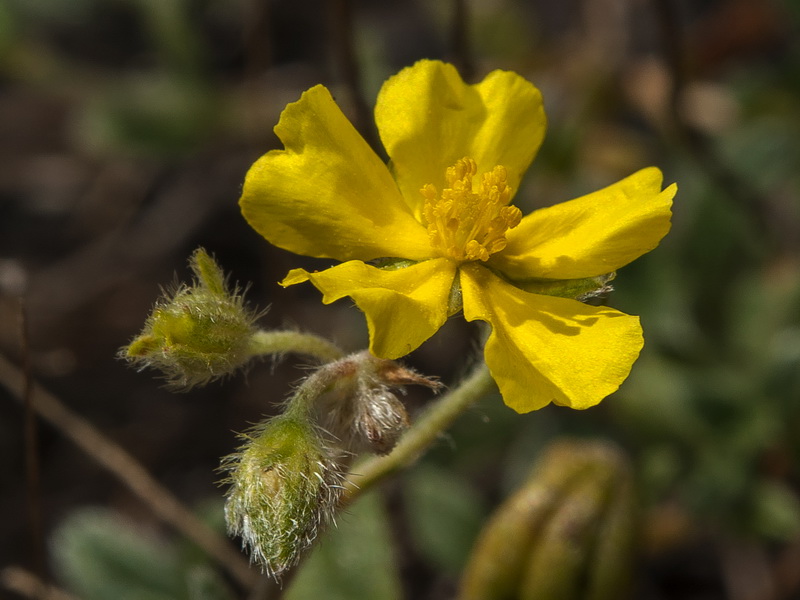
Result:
[51, 507, 185, 600]
[285, 490, 402, 600]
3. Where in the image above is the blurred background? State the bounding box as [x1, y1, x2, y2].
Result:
[1, 0, 800, 598]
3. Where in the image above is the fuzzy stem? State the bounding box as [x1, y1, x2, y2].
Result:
[281, 351, 365, 421]
[341, 360, 494, 503]
[247, 330, 345, 363]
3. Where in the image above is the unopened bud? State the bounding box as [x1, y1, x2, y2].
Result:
[312, 353, 438, 455]
[222, 415, 344, 579]
[122, 248, 258, 389]
[354, 387, 410, 455]
[459, 440, 637, 600]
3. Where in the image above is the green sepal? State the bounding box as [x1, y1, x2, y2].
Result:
[513, 272, 616, 301]
[372, 257, 419, 270]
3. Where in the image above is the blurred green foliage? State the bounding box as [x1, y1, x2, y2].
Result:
[51, 506, 235, 600]
[402, 464, 487, 575]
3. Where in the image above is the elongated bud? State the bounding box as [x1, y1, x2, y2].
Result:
[221, 415, 344, 579]
[122, 248, 258, 389]
[459, 440, 637, 600]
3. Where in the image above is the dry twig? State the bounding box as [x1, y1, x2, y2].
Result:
[1, 565, 78, 600]
[0, 354, 260, 590]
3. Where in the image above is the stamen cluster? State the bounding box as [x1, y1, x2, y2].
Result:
[422, 157, 522, 262]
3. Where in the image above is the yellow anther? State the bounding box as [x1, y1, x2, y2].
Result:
[421, 157, 521, 262]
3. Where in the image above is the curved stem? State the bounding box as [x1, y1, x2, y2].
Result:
[247, 330, 345, 363]
[341, 360, 495, 504]
[281, 351, 364, 420]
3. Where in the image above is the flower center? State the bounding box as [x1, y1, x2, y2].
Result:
[421, 157, 522, 262]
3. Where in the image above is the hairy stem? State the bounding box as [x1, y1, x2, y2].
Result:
[248, 330, 345, 364]
[281, 351, 363, 420]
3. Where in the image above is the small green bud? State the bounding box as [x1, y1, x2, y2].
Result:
[122, 248, 258, 389]
[222, 415, 345, 579]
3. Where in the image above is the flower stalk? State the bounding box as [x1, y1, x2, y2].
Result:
[247, 330, 344, 364]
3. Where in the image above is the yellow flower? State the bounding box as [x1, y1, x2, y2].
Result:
[240, 60, 676, 413]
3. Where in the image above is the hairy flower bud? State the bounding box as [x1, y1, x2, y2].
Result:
[122, 248, 258, 389]
[311, 353, 438, 455]
[221, 415, 345, 579]
[354, 387, 410, 455]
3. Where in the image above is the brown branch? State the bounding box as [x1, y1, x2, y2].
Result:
[19, 301, 45, 578]
[0, 354, 260, 591]
[1, 565, 78, 600]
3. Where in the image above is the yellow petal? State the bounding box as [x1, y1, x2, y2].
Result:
[460, 264, 643, 413]
[375, 60, 545, 220]
[493, 168, 676, 280]
[240, 85, 431, 262]
[283, 259, 457, 359]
